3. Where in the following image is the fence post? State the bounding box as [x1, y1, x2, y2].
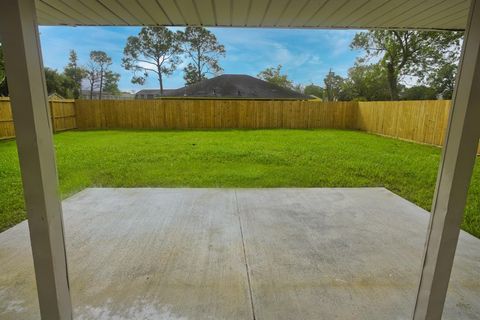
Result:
[49, 100, 56, 133]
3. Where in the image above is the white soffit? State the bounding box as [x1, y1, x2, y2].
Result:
[36, 0, 470, 31]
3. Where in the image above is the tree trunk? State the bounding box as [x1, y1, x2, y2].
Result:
[197, 47, 201, 82]
[89, 79, 94, 100]
[159, 73, 164, 96]
[386, 63, 399, 100]
[326, 84, 332, 101]
[156, 63, 164, 96]
[99, 69, 103, 100]
[74, 66, 80, 99]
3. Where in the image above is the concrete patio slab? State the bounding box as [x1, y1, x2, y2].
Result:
[0, 188, 479, 319]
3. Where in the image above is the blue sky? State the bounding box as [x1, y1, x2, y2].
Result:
[39, 26, 363, 92]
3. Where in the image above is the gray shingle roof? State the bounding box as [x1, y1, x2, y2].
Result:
[167, 74, 309, 100]
[135, 89, 176, 96]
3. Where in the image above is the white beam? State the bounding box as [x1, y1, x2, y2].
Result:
[413, 0, 480, 319]
[0, 1, 72, 319]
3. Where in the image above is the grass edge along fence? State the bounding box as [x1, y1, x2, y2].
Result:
[0, 97, 76, 139]
[2, 98, 479, 153]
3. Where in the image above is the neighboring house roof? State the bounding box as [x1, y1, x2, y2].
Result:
[167, 74, 309, 100]
[309, 95, 323, 101]
[80, 90, 134, 96]
[135, 89, 176, 96]
[48, 93, 65, 100]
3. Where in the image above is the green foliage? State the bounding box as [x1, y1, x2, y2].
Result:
[0, 43, 8, 96]
[293, 83, 304, 93]
[44, 67, 76, 98]
[90, 50, 112, 70]
[1, 45, 84, 99]
[85, 62, 99, 99]
[180, 27, 225, 85]
[323, 69, 346, 101]
[303, 84, 324, 99]
[351, 30, 462, 100]
[257, 65, 294, 89]
[1, 130, 479, 237]
[122, 27, 182, 94]
[63, 50, 86, 99]
[0, 43, 4, 81]
[427, 63, 457, 99]
[103, 71, 121, 95]
[400, 85, 437, 100]
[343, 61, 391, 101]
[183, 63, 207, 85]
[85, 50, 114, 99]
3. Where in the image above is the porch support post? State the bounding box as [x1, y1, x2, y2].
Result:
[413, 0, 480, 319]
[0, 1, 72, 319]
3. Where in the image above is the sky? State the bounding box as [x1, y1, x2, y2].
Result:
[39, 26, 363, 92]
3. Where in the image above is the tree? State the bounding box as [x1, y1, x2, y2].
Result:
[400, 85, 437, 100]
[44, 67, 75, 98]
[257, 65, 294, 89]
[0, 43, 7, 96]
[303, 84, 324, 99]
[427, 62, 457, 99]
[103, 71, 121, 95]
[293, 83, 304, 93]
[89, 51, 112, 100]
[0, 43, 4, 83]
[85, 59, 100, 100]
[64, 50, 85, 99]
[323, 69, 346, 101]
[351, 30, 462, 100]
[122, 27, 182, 95]
[344, 61, 391, 101]
[180, 27, 226, 85]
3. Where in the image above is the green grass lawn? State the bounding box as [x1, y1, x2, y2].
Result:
[1, 129, 479, 237]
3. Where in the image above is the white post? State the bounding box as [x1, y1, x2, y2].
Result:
[413, 0, 480, 319]
[0, 1, 72, 319]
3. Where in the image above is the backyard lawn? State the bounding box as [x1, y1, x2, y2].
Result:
[0, 129, 479, 237]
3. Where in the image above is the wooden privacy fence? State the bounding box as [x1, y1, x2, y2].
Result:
[75, 99, 357, 130]
[75, 98, 480, 153]
[356, 100, 480, 154]
[0, 97, 76, 139]
[2, 98, 478, 153]
[50, 99, 77, 133]
[0, 98, 14, 139]
[357, 100, 452, 147]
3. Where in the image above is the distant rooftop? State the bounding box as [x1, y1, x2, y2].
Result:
[165, 74, 309, 100]
[135, 89, 176, 96]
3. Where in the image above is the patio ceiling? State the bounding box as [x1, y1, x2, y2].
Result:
[37, 0, 470, 31]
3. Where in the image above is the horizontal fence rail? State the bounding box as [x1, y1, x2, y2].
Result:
[0, 97, 76, 139]
[1, 98, 478, 153]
